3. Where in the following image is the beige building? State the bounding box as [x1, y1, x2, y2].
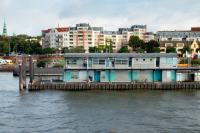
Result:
[68, 23, 103, 52]
[160, 40, 200, 56]
[99, 31, 124, 52]
[191, 39, 199, 54]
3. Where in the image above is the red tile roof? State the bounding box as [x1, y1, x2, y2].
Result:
[191, 27, 200, 32]
[56, 27, 69, 32]
[42, 29, 51, 33]
[42, 27, 69, 33]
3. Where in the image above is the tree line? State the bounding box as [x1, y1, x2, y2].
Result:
[0, 35, 179, 55]
[0, 35, 57, 55]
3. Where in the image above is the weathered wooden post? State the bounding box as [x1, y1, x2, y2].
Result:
[19, 64, 23, 91]
[22, 56, 26, 89]
[29, 55, 34, 84]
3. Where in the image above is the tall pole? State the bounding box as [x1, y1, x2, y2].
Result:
[22, 56, 26, 89]
[29, 56, 34, 84]
[19, 64, 23, 91]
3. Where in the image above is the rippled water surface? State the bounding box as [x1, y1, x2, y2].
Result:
[1, 72, 200, 133]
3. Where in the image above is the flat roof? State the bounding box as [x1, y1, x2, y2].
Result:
[64, 53, 177, 58]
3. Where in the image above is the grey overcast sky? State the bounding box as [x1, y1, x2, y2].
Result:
[1, 0, 200, 36]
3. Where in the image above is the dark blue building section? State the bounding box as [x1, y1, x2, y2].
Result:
[94, 71, 100, 82]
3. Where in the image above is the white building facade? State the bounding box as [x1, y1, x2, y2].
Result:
[41, 23, 148, 52]
[157, 27, 200, 42]
[42, 28, 69, 49]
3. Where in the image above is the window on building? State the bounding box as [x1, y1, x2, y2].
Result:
[122, 60, 128, 64]
[93, 59, 105, 65]
[99, 60, 105, 65]
[143, 59, 145, 61]
[129, 59, 132, 67]
[156, 57, 160, 67]
[115, 59, 128, 65]
[71, 71, 79, 79]
[67, 59, 77, 65]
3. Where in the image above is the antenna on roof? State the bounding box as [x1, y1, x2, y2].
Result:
[58, 23, 60, 28]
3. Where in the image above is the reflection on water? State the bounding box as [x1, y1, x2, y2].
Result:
[1, 72, 200, 133]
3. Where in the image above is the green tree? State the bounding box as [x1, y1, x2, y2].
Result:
[0, 41, 9, 55]
[105, 39, 113, 53]
[42, 47, 56, 54]
[89, 46, 99, 53]
[191, 59, 200, 66]
[69, 46, 85, 53]
[129, 36, 145, 50]
[8, 35, 44, 55]
[181, 45, 191, 54]
[146, 40, 160, 53]
[37, 59, 51, 68]
[136, 48, 145, 53]
[152, 47, 160, 53]
[166, 46, 176, 53]
[62, 47, 69, 53]
[118, 45, 129, 53]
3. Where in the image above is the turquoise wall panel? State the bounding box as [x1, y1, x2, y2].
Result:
[148, 70, 153, 82]
[65, 70, 71, 81]
[110, 70, 116, 81]
[105, 70, 110, 82]
[171, 70, 176, 81]
[132, 70, 138, 81]
[128, 70, 132, 81]
[94, 71, 100, 82]
[154, 70, 162, 81]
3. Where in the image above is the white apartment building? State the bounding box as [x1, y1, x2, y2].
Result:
[118, 25, 147, 44]
[144, 32, 156, 42]
[119, 29, 134, 45]
[41, 24, 148, 52]
[131, 25, 147, 40]
[42, 24, 103, 52]
[42, 28, 69, 49]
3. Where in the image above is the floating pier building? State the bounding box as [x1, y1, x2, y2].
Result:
[64, 53, 177, 83]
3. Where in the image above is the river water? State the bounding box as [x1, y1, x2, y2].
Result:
[1, 72, 200, 133]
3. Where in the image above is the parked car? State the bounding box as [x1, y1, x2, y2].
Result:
[0, 59, 7, 65]
[5, 60, 13, 64]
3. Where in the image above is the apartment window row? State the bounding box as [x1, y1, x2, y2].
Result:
[115, 59, 128, 65]
[93, 59, 105, 65]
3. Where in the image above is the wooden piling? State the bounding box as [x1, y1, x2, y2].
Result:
[22, 56, 26, 89]
[19, 64, 23, 91]
[29, 56, 34, 84]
